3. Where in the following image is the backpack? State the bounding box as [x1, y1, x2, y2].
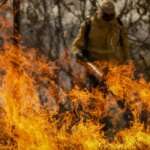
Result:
[117, 17, 124, 47]
[82, 17, 92, 59]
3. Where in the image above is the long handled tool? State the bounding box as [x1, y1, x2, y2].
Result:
[78, 60, 104, 82]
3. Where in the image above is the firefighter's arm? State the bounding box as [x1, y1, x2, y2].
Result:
[72, 22, 86, 56]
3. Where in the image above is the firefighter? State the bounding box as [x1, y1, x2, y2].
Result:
[72, 0, 129, 63]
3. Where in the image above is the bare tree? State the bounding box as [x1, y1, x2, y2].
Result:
[7, 0, 150, 59]
[13, 0, 20, 44]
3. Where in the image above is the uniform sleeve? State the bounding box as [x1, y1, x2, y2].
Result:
[120, 27, 130, 61]
[71, 22, 86, 55]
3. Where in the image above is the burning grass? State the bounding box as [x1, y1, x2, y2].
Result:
[0, 43, 149, 150]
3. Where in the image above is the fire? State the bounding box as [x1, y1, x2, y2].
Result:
[0, 43, 149, 149]
[0, 45, 57, 149]
[0, 10, 149, 150]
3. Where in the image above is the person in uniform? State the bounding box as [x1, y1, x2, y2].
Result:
[72, 0, 129, 63]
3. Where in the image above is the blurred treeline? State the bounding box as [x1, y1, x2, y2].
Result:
[1, 0, 150, 60]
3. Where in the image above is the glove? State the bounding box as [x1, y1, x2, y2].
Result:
[76, 51, 89, 61]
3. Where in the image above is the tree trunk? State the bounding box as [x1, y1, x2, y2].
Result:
[13, 0, 20, 45]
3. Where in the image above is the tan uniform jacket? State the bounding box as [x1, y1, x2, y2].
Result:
[72, 14, 129, 62]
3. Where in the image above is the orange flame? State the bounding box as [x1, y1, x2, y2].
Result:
[0, 9, 149, 150]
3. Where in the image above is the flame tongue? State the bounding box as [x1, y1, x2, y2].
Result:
[0, 46, 51, 149]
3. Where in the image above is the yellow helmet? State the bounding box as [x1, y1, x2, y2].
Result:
[100, 0, 115, 15]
